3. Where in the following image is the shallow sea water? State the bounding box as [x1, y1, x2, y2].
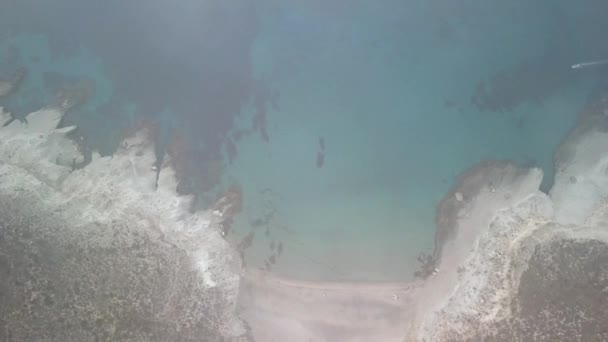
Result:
[0, 0, 604, 281]
[224, 1, 593, 281]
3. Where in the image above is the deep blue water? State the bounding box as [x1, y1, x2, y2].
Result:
[1, 0, 607, 281]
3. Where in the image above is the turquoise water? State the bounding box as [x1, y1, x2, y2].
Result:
[0, 34, 108, 111]
[0, 34, 136, 155]
[225, 1, 592, 281]
[0, 1, 604, 281]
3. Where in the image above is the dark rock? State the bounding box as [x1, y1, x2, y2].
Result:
[0, 194, 232, 342]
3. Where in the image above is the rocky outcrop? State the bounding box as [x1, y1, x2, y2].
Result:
[419, 94, 608, 341]
[0, 107, 245, 341]
[0, 68, 25, 98]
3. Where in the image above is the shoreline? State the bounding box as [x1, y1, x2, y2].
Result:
[3, 87, 608, 340]
[243, 268, 421, 292]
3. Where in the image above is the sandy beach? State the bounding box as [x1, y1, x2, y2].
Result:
[239, 270, 419, 342]
[236, 95, 608, 341]
[237, 161, 546, 341]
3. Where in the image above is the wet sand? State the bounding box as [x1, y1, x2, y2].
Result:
[239, 270, 420, 342]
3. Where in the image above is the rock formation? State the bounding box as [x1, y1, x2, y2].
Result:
[0, 107, 246, 341]
[419, 94, 608, 341]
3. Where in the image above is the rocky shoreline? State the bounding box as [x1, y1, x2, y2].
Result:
[0, 107, 246, 341]
[1, 85, 608, 340]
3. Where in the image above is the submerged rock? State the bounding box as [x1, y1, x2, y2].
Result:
[54, 79, 95, 112]
[0, 67, 25, 97]
[417, 94, 608, 341]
